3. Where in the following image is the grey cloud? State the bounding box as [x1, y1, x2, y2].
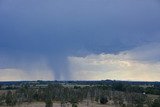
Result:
[0, 0, 160, 80]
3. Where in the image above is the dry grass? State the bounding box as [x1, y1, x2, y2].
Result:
[0, 90, 16, 95]
[0, 101, 119, 107]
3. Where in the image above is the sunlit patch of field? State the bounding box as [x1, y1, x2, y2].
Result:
[147, 94, 159, 100]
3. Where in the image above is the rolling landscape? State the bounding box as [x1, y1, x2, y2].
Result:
[0, 80, 160, 107]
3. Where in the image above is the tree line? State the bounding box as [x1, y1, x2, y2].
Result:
[0, 83, 160, 107]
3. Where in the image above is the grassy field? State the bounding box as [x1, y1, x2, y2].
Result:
[0, 101, 120, 107]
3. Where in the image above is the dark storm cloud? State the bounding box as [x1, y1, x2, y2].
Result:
[0, 0, 160, 80]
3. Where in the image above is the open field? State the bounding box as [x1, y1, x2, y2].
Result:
[147, 94, 159, 100]
[0, 101, 120, 107]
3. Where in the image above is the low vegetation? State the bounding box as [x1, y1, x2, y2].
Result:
[0, 80, 159, 107]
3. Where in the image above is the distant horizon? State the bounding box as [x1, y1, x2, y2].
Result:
[0, 79, 160, 83]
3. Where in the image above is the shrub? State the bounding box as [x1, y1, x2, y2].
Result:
[72, 103, 78, 107]
[45, 99, 53, 107]
[100, 96, 108, 104]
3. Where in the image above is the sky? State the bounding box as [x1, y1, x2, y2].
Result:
[0, 0, 160, 81]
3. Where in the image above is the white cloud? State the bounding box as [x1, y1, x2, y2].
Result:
[68, 43, 160, 81]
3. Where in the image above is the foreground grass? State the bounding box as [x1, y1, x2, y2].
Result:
[0, 101, 120, 107]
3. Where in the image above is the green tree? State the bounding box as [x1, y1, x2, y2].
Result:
[45, 99, 53, 107]
[100, 96, 108, 104]
[44, 84, 54, 107]
[5, 91, 17, 106]
[72, 103, 78, 107]
[0, 94, 5, 105]
[132, 93, 146, 107]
